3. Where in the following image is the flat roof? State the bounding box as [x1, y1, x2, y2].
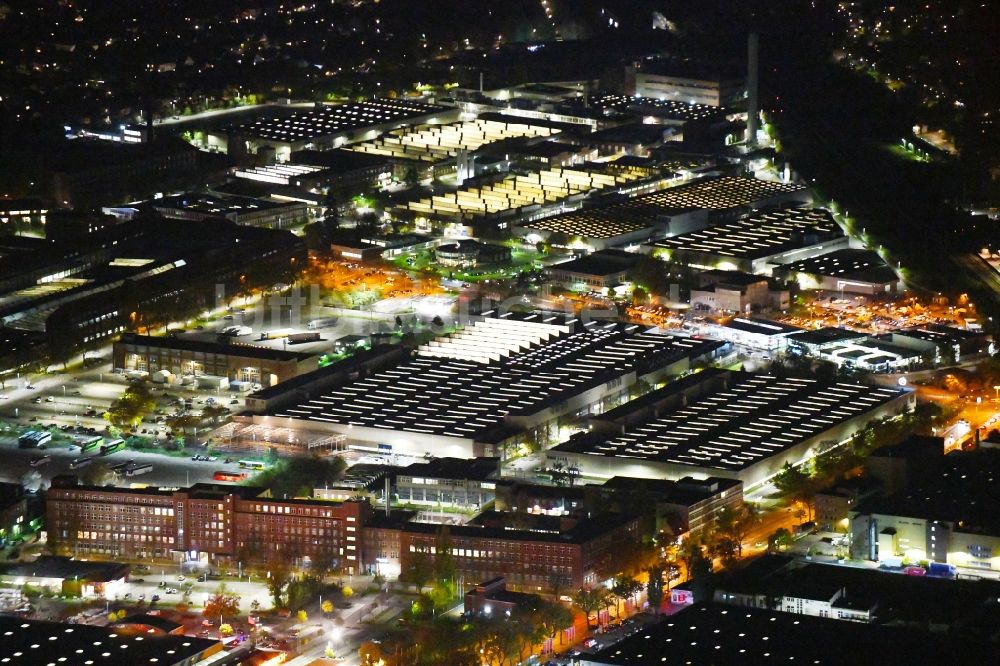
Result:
[0, 556, 128, 583]
[719, 555, 1000, 633]
[0, 617, 220, 666]
[554, 371, 908, 472]
[398, 457, 499, 482]
[230, 99, 446, 143]
[278, 317, 720, 441]
[152, 191, 294, 216]
[117, 333, 315, 362]
[588, 94, 729, 122]
[723, 317, 804, 337]
[348, 117, 558, 163]
[402, 510, 635, 545]
[855, 447, 1000, 534]
[778, 248, 898, 284]
[523, 176, 806, 239]
[395, 166, 644, 220]
[588, 602, 985, 665]
[600, 475, 742, 506]
[895, 323, 985, 345]
[550, 250, 640, 277]
[788, 327, 867, 347]
[652, 207, 841, 261]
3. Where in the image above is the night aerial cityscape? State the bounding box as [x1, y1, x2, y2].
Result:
[1, 0, 999, 664]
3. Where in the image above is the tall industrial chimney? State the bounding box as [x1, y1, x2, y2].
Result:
[745, 32, 759, 145]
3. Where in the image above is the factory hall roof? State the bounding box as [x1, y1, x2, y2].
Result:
[277, 317, 720, 441]
[555, 371, 908, 472]
[230, 99, 445, 142]
[652, 207, 841, 260]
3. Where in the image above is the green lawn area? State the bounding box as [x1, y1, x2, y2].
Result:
[390, 247, 543, 283]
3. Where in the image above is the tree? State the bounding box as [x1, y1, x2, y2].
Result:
[773, 461, 817, 521]
[400, 549, 433, 592]
[80, 462, 116, 487]
[713, 503, 760, 558]
[572, 587, 609, 628]
[266, 565, 292, 608]
[104, 382, 156, 429]
[203, 588, 240, 621]
[611, 576, 643, 617]
[535, 599, 574, 647]
[768, 527, 793, 553]
[646, 566, 665, 615]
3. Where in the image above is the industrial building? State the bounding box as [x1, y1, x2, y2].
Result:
[398, 512, 640, 592]
[548, 369, 914, 488]
[347, 116, 560, 163]
[113, 333, 318, 388]
[632, 62, 745, 106]
[394, 166, 646, 225]
[773, 248, 903, 295]
[649, 207, 847, 274]
[0, 617, 222, 666]
[255, 314, 726, 459]
[851, 446, 1000, 571]
[581, 602, 983, 666]
[516, 176, 809, 252]
[693, 316, 804, 352]
[548, 249, 641, 291]
[151, 191, 310, 229]
[213, 98, 455, 161]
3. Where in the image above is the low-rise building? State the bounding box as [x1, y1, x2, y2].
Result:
[582, 602, 982, 666]
[114, 333, 317, 388]
[394, 457, 499, 509]
[850, 446, 1000, 569]
[694, 316, 803, 352]
[690, 271, 770, 312]
[464, 576, 543, 617]
[773, 248, 903, 295]
[152, 191, 310, 229]
[0, 556, 129, 599]
[549, 249, 640, 291]
[598, 476, 743, 537]
[0, 617, 222, 666]
[649, 207, 846, 275]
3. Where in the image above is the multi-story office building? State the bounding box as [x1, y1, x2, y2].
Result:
[45, 478, 635, 589]
[45, 479, 368, 573]
[398, 513, 640, 593]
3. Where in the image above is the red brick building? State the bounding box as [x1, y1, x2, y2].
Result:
[396, 514, 641, 593]
[46, 479, 368, 573]
[46, 479, 636, 589]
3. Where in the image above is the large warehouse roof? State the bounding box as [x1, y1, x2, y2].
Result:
[556, 370, 907, 473]
[777, 248, 898, 284]
[652, 207, 841, 260]
[231, 99, 445, 142]
[522, 176, 808, 239]
[395, 167, 644, 219]
[277, 317, 720, 441]
[587, 603, 983, 666]
[348, 118, 558, 163]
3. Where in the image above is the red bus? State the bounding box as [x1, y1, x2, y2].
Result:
[213, 471, 248, 483]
